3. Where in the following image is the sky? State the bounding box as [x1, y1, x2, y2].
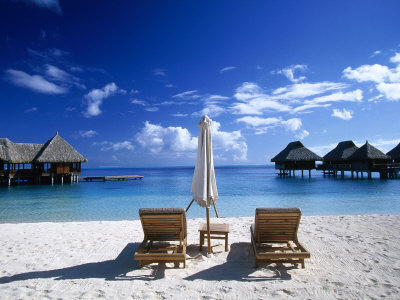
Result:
[1, 0, 400, 167]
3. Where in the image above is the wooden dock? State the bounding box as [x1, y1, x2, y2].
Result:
[79, 175, 143, 182]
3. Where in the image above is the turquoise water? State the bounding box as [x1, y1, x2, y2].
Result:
[0, 166, 399, 223]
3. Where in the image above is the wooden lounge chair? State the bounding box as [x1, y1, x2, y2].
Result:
[250, 208, 310, 268]
[134, 208, 187, 268]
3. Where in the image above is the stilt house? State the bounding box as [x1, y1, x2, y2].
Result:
[0, 132, 87, 186]
[387, 143, 400, 163]
[271, 141, 323, 177]
[347, 141, 391, 178]
[318, 141, 358, 175]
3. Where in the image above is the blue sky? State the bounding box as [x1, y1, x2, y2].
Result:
[1, 0, 400, 167]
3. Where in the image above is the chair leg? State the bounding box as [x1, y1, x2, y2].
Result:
[301, 259, 305, 269]
[138, 260, 143, 268]
[199, 232, 203, 251]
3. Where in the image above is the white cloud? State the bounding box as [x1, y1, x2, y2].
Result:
[390, 52, 400, 64]
[369, 138, 400, 153]
[18, 0, 62, 14]
[173, 90, 200, 99]
[205, 95, 229, 102]
[292, 103, 331, 113]
[78, 130, 97, 138]
[94, 141, 135, 152]
[5, 69, 67, 94]
[136, 121, 197, 154]
[343, 64, 397, 83]
[273, 64, 307, 83]
[343, 54, 400, 101]
[272, 82, 348, 100]
[145, 107, 159, 112]
[171, 113, 188, 117]
[131, 99, 147, 106]
[45, 64, 85, 89]
[136, 120, 247, 161]
[195, 104, 226, 118]
[307, 89, 363, 104]
[211, 121, 247, 161]
[295, 129, 309, 140]
[282, 118, 303, 131]
[370, 50, 381, 58]
[376, 82, 400, 101]
[331, 108, 353, 120]
[152, 68, 167, 76]
[165, 83, 174, 88]
[219, 66, 237, 73]
[236, 116, 282, 127]
[83, 82, 126, 118]
[292, 89, 363, 113]
[232, 82, 291, 115]
[236, 116, 304, 135]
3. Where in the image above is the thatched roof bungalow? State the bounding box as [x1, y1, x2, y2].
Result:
[348, 141, 391, 172]
[0, 132, 87, 185]
[271, 141, 323, 176]
[318, 141, 359, 173]
[323, 141, 359, 163]
[387, 143, 400, 163]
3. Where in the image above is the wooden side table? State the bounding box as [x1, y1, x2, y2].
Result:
[199, 223, 230, 252]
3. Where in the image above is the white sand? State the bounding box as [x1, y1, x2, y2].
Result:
[0, 215, 399, 299]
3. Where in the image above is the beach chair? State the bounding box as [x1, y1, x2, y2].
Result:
[134, 208, 187, 268]
[250, 208, 310, 268]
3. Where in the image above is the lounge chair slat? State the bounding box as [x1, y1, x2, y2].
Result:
[251, 207, 310, 268]
[135, 208, 187, 268]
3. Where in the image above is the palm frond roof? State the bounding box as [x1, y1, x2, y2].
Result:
[323, 141, 359, 161]
[271, 141, 323, 162]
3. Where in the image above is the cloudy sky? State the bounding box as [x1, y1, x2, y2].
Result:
[1, 1, 400, 167]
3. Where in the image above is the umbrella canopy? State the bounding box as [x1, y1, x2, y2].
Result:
[191, 115, 219, 208]
[190, 115, 219, 255]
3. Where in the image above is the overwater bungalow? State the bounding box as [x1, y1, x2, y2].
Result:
[387, 143, 400, 163]
[271, 141, 323, 177]
[317, 140, 359, 177]
[348, 141, 391, 179]
[0, 132, 87, 186]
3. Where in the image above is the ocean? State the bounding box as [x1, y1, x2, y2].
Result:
[0, 166, 399, 223]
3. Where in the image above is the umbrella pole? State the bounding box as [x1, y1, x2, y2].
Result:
[186, 199, 194, 212]
[206, 207, 211, 254]
[212, 200, 219, 218]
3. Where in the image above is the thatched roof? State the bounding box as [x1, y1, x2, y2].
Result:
[271, 141, 323, 162]
[348, 141, 390, 161]
[323, 141, 359, 161]
[0, 133, 87, 164]
[386, 143, 400, 159]
[0, 138, 42, 163]
[34, 132, 87, 163]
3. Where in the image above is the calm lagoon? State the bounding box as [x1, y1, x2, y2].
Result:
[0, 166, 399, 223]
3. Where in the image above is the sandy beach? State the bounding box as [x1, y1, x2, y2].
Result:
[0, 214, 399, 299]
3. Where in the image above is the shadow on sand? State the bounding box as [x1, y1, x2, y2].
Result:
[0, 243, 141, 284]
[0, 242, 297, 283]
[184, 242, 295, 281]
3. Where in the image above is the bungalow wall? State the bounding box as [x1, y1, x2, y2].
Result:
[351, 160, 391, 171]
[275, 161, 316, 170]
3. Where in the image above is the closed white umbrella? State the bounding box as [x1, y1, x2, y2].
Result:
[187, 115, 219, 255]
